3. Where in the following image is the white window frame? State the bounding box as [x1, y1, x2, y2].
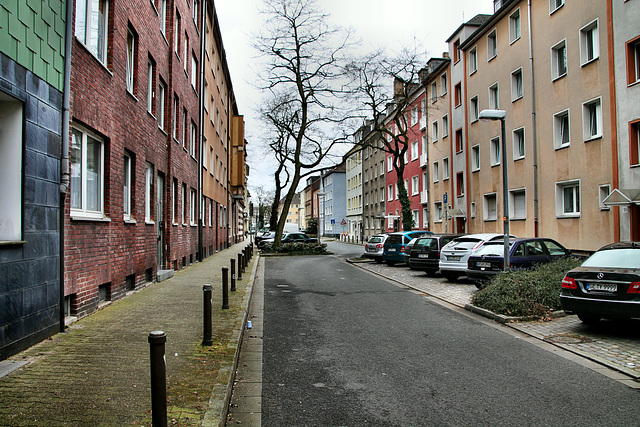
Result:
[160, 0, 167, 36]
[489, 82, 499, 110]
[441, 73, 447, 95]
[509, 188, 526, 220]
[190, 121, 197, 158]
[434, 201, 443, 222]
[123, 153, 132, 220]
[126, 28, 135, 93]
[75, 0, 109, 64]
[553, 109, 571, 149]
[551, 40, 567, 80]
[145, 163, 153, 223]
[628, 38, 640, 85]
[470, 95, 479, 122]
[442, 115, 449, 138]
[471, 145, 480, 172]
[387, 156, 393, 172]
[387, 184, 393, 201]
[431, 81, 437, 102]
[490, 137, 501, 167]
[511, 68, 523, 101]
[433, 161, 439, 183]
[487, 30, 497, 61]
[442, 157, 449, 180]
[469, 47, 478, 75]
[70, 125, 105, 219]
[147, 60, 154, 113]
[411, 140, 419, 161]
[483, 193, 498, 221]
[579, 19, 599, 66]
[549, 0, 564, 14]
[582, 97, 602, 141]
[411, 175, 419, 196]
[509, 8, 521, 44]
[191, 54, 198, 89]
[411, 106, 418, 126]
[470, 201, 476, 219]
[0, 95, 23, 241]
[190, 188, 197, 225]
[432, 121, 439, 142]
[513, 127, 525, 160]
[556, 180, 581, 218]
[158, 80, 166, 130]
[599, 184, 611, 211]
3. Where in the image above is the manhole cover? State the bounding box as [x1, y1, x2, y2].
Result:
[544, 334, 593, 344]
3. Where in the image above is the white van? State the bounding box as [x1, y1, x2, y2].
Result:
[283, 223, 300, 234]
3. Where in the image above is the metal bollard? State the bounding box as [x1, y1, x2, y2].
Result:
[230, 258, 236, 292]
[148, 331, 167, 427]
[237, 253, 243, 280]
[242, 248, 247, 269]
[202, 285, 213, 346]
[222, 267, 229, 309]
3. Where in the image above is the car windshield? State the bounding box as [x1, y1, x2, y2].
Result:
[368, 237, 383, 243]
[582, 249, 640, 269]
[415, 238, 437, 250]
[474, 242, 514, 256]
[446, 238, 482, 250]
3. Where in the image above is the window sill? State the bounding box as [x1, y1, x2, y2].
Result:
[71, 214, 112, 223]
[552, 73, 567, 82]
[127, 90, 138, 102]
[584, 135, 602, 143]
[554, 143, 570, 151]
[0, 240, 27, 246]
[557, 214, 581, 219]
[75, 38, 113, 75]
[145, 219, 156, 225]
[580, 57, 599, 68]
[124, 218, 137, 224]
[512, 95, 523, 103]
[148, 111, 157, 121]
[483, 218, 498, 222]
[173, 222, 179, 226]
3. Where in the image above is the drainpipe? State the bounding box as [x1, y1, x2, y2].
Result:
[527, 0, 539, 237]
[59, 0, 73, 333]
[197, 0, 206, 262]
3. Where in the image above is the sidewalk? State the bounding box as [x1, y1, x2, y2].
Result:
[0, 242, 258, 426]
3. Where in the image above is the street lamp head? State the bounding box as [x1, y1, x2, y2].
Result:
[478, 109, 507, 121]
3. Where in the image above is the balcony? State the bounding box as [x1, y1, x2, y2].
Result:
[420, 190, 428, 205]
[420, 153, 428, 168]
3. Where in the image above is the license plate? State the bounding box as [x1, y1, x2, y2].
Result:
[418, 254, 428, 258]
[476, 262, 491, 268]
[448, 255, 460, 261]
[388, 248, 396, 252]
[587, 283, 617, 292]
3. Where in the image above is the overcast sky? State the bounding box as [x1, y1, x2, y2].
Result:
[215, 0, 494, 193]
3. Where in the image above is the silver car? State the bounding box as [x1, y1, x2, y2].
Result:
[364, 234, 388, 263]
[439, 233, 515, 281]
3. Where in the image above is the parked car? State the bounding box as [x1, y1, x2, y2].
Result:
[466, 237, 574, 288]
[403, 237, 421, 264]
[364, 234, 388, 263]
[560, 242, 640, 324]
[383, 231, 432, 266]
[259, 232, 318, 248]
[255, 231, 276, 248]
[408, 234, 465, 275]
[439, 233, 516, 281]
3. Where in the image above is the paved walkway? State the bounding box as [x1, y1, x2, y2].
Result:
[0, 242, 258, 426]
[354, 260, 640, 383]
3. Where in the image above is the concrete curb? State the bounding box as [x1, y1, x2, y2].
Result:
[203, 253, 261, 427]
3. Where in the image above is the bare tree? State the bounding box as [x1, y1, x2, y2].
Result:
[254, 0, 356, 244]
[346, 48, 428, 231]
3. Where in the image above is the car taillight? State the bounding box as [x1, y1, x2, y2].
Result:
[376, 244, 383, 248]
[400, 245, 406, 253]
[627, 282, 640, 294]
[472, 241, 483, 250]
[561, 276, 577, 289]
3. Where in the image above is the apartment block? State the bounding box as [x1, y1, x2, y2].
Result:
[360, 121, 387, 240]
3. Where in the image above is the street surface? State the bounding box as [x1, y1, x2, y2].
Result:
[261, 241, 640, 425]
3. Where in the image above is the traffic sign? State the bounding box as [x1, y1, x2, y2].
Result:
[340, 219, 347, 226]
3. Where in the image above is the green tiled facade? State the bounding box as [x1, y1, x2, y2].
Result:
[0, 0, 66, 91]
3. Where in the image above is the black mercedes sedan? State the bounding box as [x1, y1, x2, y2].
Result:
[560, 242, 640, 324]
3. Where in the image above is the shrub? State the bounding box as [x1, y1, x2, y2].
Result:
[260, 242, 328, 255]
[471, 257, 583, 318]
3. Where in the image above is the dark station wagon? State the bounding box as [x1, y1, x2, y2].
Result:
[408, 234, 465, 275]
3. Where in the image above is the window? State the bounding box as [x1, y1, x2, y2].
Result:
[582, 97, 602, 140]
[190, 121, 197, 158]
[123, 153, 132, 220]
[172, 94, 178, 139]
[510, 189, 526, 219]
[441, 73, 447, 95]
[630, 119, 640, 166]
[145, 163, 153, 222]
[434, 202, 443, 222]
[411, 140, 419, 161]
[511, 68, 523, 101]
[489, 83, 499, 109]
[553, 109, 570, 149]
[469, 47, 477, 74]
[0, 94, 23, 241]
[513, 127, 525, 160]
[454, 83, 462, 107]
[147, 59, 155, 113]
[455, 129, 463, 153]
[126, 27, 137, 93]
[193, 0, 199, 22]
[174, 11, 181, 55]
[549, 0, 564, 13]
[388, 184, 393, 201]
[483, 193, 497, 221]
[627, 37, 640, 85]
[172, 178, 178, 224]
[490, 137, 501, 166]
[433, 161, 439, 183]
[456, 172, 464, 197]
[470, 96, 479, 122]
[182, 108, 188, 148]
[184, 33, 189, 73]
[432, 121, 439, 142]
[551, 40, 567, 80]
[182, 183, 187, 224]
[442, 115, 449, 137]
[71, 126, 104, 218]
[412, 210, 419, 226]
[453, 39, 460, 63]
[160, 0, 167, 36]
[580, 20, 599, 66]
[443, 158, 449, 180]
[470, 202, 476, 218]
[75, 0, 109, 64]
[556, 180, 580, 217]
[190, 188, 196, 225]
[191, 54, 198, 89]
[387, 156, 393, 172]
[158, 79, 166, 130]
[487, 30, 497, 60]
[599, 185, 611, 211]
[411, 176, 419, 195]
[431, 81, 437, 101]
[411, 107, 418, 126]
[509, 9, 521, 43]
[471, 145, 480, 172]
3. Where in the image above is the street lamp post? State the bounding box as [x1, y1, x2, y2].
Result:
[479, 109, 510, 271]
[317, 192, 326, 241]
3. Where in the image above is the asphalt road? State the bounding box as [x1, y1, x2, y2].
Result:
[262, 243, 640, 426]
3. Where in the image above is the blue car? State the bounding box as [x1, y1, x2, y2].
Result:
[382, 231, 432, 266]
[466, 237, 574, 288]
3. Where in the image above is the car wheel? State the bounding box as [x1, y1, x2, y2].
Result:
[442, 272, 459, 282]
[386, 261, 396, 266]
[425, 270, 437, 277]
[375, 258, 383, 264]
[474, 281, 486, 290]
[577, 314, 601, 325]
